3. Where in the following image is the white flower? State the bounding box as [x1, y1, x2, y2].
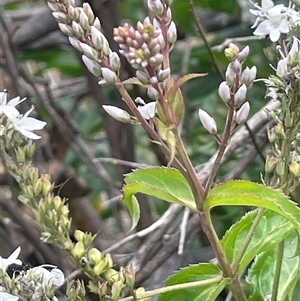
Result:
[138, 101, 157, 120]
[0, 247, 22, 271]
[253, 5, 289, 42]
[0, 91, 25, 115]
[31, 264, 64, 287]
[0, 292, 19, 301]
[4, 106, 46, 140]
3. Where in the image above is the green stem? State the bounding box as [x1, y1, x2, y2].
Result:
[118, 276, 225, 301]
[271, 240, 285, 301]
[232, 208, 265, 273]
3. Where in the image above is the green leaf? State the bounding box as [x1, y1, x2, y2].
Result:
[205, 180, 300, 235]
[222, 209, 296, 272]
[247, 230, 300, 301]
[157, 263, 228, 301]
[122, 167, 195, 229]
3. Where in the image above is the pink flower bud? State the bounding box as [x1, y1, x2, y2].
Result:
[231, 59, 242, 73]
[218, 81, 231, 104]
[103, 105, 131, 123]
[82, 55, 102, 77]
[198, 109, 217, 134]
[235, 102, 250, 124]
[234, 84, 247, 107]
[167, 21, 177, 44]
[101, 68, 118, 84]
[80, 43, 98, 60]
[238, 46, 249, 62]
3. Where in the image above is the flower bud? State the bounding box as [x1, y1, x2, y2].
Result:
[71, 241, 85, 259]
[147, 86, 160, 100]
[111, 280, 124, 301]
[72, 21, 85, 39]
[167, 21, 177, 44]
[93, 17, 101, 31]
[231, 59, 242, 73]
[225, 43, 239, 61]
[237, 45, 249, 62]
[225, 65, 236, 87]
[289, 161, 300, 177]
[40, 174, 53, 195]
[83, 2, 94, 23]
[91, 26, 105, 50]
[240, 66, 257, 87]
[74, 229, 85, 241]
[148, 0, 164, 17]
[218, 81, 231, 104]
[69, 37, 82, 52]
[136, 70, 150, 84]
[265, 156, 278, 173]
[93, 260, 107, 276]
[79, 11, 90, 30]
[101, 68, 118, 84]
[109, 52, 121, 71]
[88, 248, 102, 264]
[158, 68, 170, 81]
[58, 23, 74, 36]
[234, 84, 247, 107]
[52, 12, 68, 23]
[82, 55, 102, 77]
[103, 105, 131, 123]
[198, 109, 217, 134]
[80, 43, 98, 60]
[235, 102, 250, 124]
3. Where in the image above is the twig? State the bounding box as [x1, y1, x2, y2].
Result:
[94, 157, 150, 169]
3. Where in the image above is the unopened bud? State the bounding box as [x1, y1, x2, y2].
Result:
[235, 102, 250, 124]
[198, 109, 217, 134]
[265, 156, 278, 173]
[74, 230, 85, 242]
[289, 161, 300, 177]
[40, 174, 53, 195]
[148, 0, 164, 17]
[72, 21, 85, 39]
[234, 84, 247, 107]
[93, 17, 101, 31]
[231, 59, 242, 73]
[147, 86, 160, 100]
[72, 241, 85, 259]
[136, 70, 150, 84]
[79, 11, 90, 30]
[80, 43, 98, 60]
[218, 81, 231, 104]
[225, 65, 236, 87]
[69, 37, 82, 52]
[275, 159, 285, 176]
[240, 66, 257, 87]
[82, 2, 94, 23]
[109, 52, 121, 71]
[238, 45, 249, 62]
[101, 68, 118, 84]
[93, 260, 107, 276]
[111, 280, 124, 301]
[225, 43, 239, 61]
[103, 105, 131, 123]
[158, 68, 170, 81]
[82, 55, 102, 77]
[52, 12, 68, 23]
[88, 248, 102, 264]
[58, 23, 74, 36]
[167, 21, 177, 44]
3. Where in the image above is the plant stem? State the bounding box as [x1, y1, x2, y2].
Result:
[271, 240, 285, 301]
[118, 276, 225, 301]
[232, 208, 265, 273]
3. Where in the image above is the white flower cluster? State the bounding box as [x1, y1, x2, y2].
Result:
[250, 0, 300, 42]
[0, 91, 46, 140]
[0, 247, 64, 301]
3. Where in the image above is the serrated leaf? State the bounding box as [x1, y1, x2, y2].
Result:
[157, 263, 228, 301]
[222, 209, 295, 272]
[205, 180, 300, 235]
[247, 230, 300, 301]
[122, 167, 195, 230]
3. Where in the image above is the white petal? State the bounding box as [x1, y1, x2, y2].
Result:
[269, 28, 281, 42]
[0, 247, 22, 270]
[261, 0, 274, 10]
[138, 102, 156, 119]
[7, 97, 26, 107]
[253, 20, 272, 36]
[18, 117, 47, 131]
